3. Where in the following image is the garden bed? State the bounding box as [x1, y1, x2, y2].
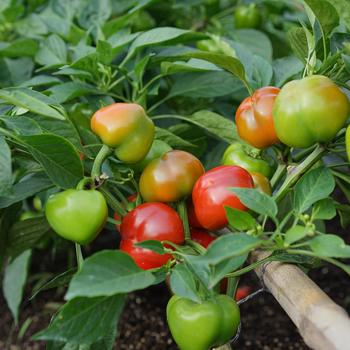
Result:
[1, 248, 348, 349]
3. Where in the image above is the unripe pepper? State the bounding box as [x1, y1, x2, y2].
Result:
[139, 150, 205, 202]
[167, 294, 240, 350]
[91, 103, 155, 163]
[45, 189, 108, 245]
[192, 165, 254, 231]
[236, 86, 280, 149]
[222, 142, 273, 178]
[273, 75, 349, 148]
[234, 4, 261, 29]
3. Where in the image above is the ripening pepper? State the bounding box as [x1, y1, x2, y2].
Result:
[273, 75, 350, 148]
[236, 86, 280, 149]
[167, 294, 240, 350]
[221, 142, 273, 178]
[91, 103, 155, 163]
[140, 150, 205, 202]
[45, 189, 108, 245]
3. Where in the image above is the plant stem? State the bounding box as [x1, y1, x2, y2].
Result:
[274, 145, 326, 203]
[99, 186, 128, 216]
[270, 163, 287, 189]
[226, 277, 238, 298]
[91, 145, 112, 178]
[177, 200, 191, 240]
[225, 255, 273, 278]
[147, 95, 171, 114]
[75, 243, 84, 271]
[286, 249, 350, 276]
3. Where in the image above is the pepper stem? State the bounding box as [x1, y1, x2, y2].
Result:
[274, 144, 325, 202]
[75, 243, 84, 271]
[226, 277, 238, 298]
[177, 200, 191, 240]
[91, 144, 112, 178]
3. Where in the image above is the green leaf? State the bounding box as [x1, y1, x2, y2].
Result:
[6, 216, 51, 259]
[330, 0, 350, 31]
[19, 75, 61, 88]
[202, 233, 261, 265]
[3, 250, 31, 323]
[31, 268, 76, 300]
[225, 207, 256, 231]
[46, 82, 99, 104]
[125, 27, 206, 61]
[34, 295, 125, 344]
[273, 56, 303, 87]
[35, 34, 67, 66]
[304, 0, 339, 36]
[20, 134, 83, 189]
[287, 27, 308, 63]
[169, 263, 201, 302]
[184, 233, 255, 288]
[0, 38, 38, 57]
[233, 29, 273, 61]
[294, 167, 335, 213]
[230, 188, 278, 219]
[0, 116, 42, 136]
[168, 71, 243, 98]
[134, 240, 165, 254]
[309, 234, 350, 258]
[155, 127, 196, 149]
[312, 198, 336, 220]
[65, 251, 155, 300]
[157, 110, 239, 144]
[285, 225, 309, 245]
[0, 88, 65, 120]
[0, 137, 12, 196]
[33, 115, 83, 151]
[161, 58, 219, 75]
[181, 51, 248, 87]
[0, 173, 53, 209]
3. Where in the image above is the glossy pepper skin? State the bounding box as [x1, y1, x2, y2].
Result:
[140, 150, 205, 203]
[119, 203, 184, 270]
[167, 295, 240, 350]
[191, 229, 216, 248]
[250, 172, 272, 195]
[273, 75, 350, 148]
[192, 165, 254, 231]
[91, 103, 155, 163]
[234, 4, 261, 29]
[236, 86, 280, 149]
[45, 189, 108, 245]
[131, 140, 172, 173]
[222, 142, 273, 178]
[346, 126, 350, 161]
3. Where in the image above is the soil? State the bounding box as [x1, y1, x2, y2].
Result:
[0, 221, 349, 350]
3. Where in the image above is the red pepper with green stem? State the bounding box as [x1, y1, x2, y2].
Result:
[119, 202, 185, 270]
[192, 165, 254, 231]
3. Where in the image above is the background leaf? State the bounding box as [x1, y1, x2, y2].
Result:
[3, 250, 32, 323]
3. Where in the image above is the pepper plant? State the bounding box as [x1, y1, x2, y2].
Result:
[0, 0, 350, 349]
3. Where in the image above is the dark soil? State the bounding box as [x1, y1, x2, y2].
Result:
[0, 220, 349, 350]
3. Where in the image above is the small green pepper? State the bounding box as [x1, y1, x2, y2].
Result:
[167, 294, 240, 350]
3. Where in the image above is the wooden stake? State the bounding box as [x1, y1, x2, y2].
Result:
[252, 251, 350, 350]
